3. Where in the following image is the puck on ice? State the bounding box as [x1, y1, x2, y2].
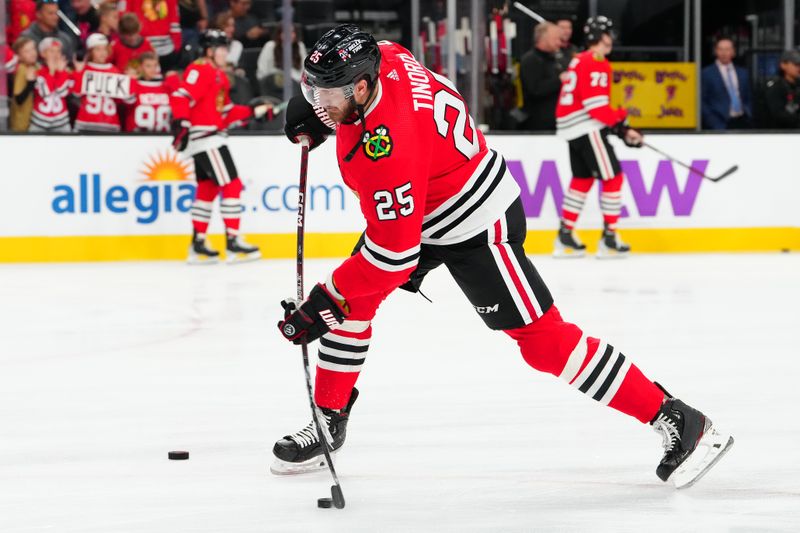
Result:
[317, 498, 333, 508]
[168, 451, 189, 460]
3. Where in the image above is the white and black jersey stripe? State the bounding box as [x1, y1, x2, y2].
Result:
[556, 97, 608, 140]
[360, 233, 420, 273]
[421, 149, 520, 246]
[147, 35, 175, 56]
[560, 337, 632, 405]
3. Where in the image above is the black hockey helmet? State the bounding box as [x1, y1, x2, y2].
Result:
[199, 29, 230, 53]
[584, 16, 616, 45]
[302, 24, 380, 97]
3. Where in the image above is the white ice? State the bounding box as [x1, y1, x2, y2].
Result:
[1, 254, 799, 532]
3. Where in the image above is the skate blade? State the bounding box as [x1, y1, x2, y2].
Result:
[595, 247, 629, 260]
[553, 248, 586, 259]
[186, 255, 220, 265]
[270, 451, 337, 476]
[226, 251, 262, 264]
[670, 425, 734, 489]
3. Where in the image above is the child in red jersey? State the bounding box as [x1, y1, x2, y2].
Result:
[72, 33, 129, 132]
[29, 38, 71, 132]
[111, 12, 155, 74]
[124, 51, 175, 131]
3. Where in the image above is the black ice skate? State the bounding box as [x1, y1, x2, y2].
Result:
[226, 235, 261, 264]
[187, 232, 220, 265]
[650, 385, 734, 488]
[271, 388, 358, 475]
[596, 224, 630, 259]
[553, 222, 586, 258]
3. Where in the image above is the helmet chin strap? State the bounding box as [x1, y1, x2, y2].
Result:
[343, 80, 377, 163]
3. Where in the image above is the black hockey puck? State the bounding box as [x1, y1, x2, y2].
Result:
[168, 451, 189, 460]
[317, 498, 333, 509]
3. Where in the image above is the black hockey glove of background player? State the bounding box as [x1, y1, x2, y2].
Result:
[284, 95, 334, 150]
[610, 118, 644, 148]
[171, 119, 190, 152]
[278, 283, 347, 344]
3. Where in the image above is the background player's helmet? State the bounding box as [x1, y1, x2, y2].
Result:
[301, 24, 380, 107]
[199, 29, 230, 53]
[584, 16, 616, 45]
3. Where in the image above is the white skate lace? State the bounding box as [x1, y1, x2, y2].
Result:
[652, 413, 681, 452]
[288, 414, 331, 448]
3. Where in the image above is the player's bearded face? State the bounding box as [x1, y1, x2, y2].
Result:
[301, 75, 359, 123]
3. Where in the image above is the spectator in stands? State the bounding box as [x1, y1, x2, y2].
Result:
[701, 37, 752, 129]
[111, 12, 155, 74]
[10, 36, 39, 131]
[178, 0, 209, 47]
[29, 38, 71, 132]
[97, 1, 120, 40]
[761, 49, 800, 129]
[519, 22, 566, 131]
[21, 0, 76, 60]
[122, 0, 181, 70]
[555, 16, 578, 72]
[72, 33, 125, 132]
[69, 0, 100, 45]
[229, 0, 265, 48]
[213, 11, 242, 66]
[256, 23, 305, 97]
[8, 0, 38, 45]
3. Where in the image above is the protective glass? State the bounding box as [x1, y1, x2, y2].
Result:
[301, 71, 354, 109]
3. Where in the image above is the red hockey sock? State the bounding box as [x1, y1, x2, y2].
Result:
[561, 177, 594, 229]
[505, 306, 664, 424]
[191, 180, 219, 235]
[600, 173, 624, 230]
[220, 179, 243, 237]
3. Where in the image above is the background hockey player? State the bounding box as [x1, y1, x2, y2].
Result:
[170, 29, 272, 264]
[554, 16, 643, 258]
[272, 25, 733, 489]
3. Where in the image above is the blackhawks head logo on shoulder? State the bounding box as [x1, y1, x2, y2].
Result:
[362, 125, 393, 161]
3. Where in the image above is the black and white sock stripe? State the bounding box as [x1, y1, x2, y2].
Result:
[360, 233, 420, 273]
[560, 336, 632, 406]
[317, 330, 371, 373]
[600, 192, 622, 216]
[562, 189, 588, 215]
[220, 198, 242, 217]
[191, 200, 213, 222]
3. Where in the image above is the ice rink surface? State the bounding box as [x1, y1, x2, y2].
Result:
[1, 253, 799, 533]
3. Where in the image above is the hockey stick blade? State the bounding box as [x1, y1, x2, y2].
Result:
[708, 165, 738, 182]
[331, 484, 345, 509]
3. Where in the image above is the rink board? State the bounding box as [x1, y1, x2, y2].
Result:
[1, 134, 798, 262]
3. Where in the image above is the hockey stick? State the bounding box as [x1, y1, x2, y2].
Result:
[57, 10, 81, 37]
[512, 2, 547, 23]
[642, 142, 738, 182]
[295, 136, 346, 510]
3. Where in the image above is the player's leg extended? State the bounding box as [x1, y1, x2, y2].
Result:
[187, 159, 220, 265]
[212, 146, 261, 263]
[271, 289, 389, 475]
[449, 198, 732, 486]
[592, 131, 630, 257]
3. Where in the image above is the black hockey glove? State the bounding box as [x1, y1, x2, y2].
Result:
[248, 96, 273, 121]
[610, 118, 643, 148]
[171, 119, 190, 152]
[278, 283, 347, 345]
[284, 95, 334, 151]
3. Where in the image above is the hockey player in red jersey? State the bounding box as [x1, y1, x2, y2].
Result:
[272, 25, 733, 489]
[170, 29, 273, 264]
[555, 16, 643, 258]
[72, 33, 127, 132]
[124, 51, 175, 132]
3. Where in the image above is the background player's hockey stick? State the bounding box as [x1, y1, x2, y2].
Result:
[512, 2, 546, 23]
[294, 136, 346, 510]
[642, 142, 738, 182]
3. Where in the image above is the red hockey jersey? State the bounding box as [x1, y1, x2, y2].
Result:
[171, 60, 252, 154]
[110, 36, 155, 72]
[124, 76, 176, 131]
[555, 50, 627, 140]
[119, 0, 180, 56]
[328, 41, 520, 301]
[30, 67, 71, 130]
[72, 62, 128, 132]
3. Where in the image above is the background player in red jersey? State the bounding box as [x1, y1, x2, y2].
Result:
[554, 16, 643, 258]
[170, 29, 272, 265]
[124, 51, 175, 132]
[72, 33, 127, 133]
[271, 25, 733, 489]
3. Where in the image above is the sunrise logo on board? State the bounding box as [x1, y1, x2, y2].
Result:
[140, 150, 193, 182]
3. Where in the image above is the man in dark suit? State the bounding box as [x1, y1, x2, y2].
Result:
[520, 22, 567, 131]
[701, 37, 752, 129]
